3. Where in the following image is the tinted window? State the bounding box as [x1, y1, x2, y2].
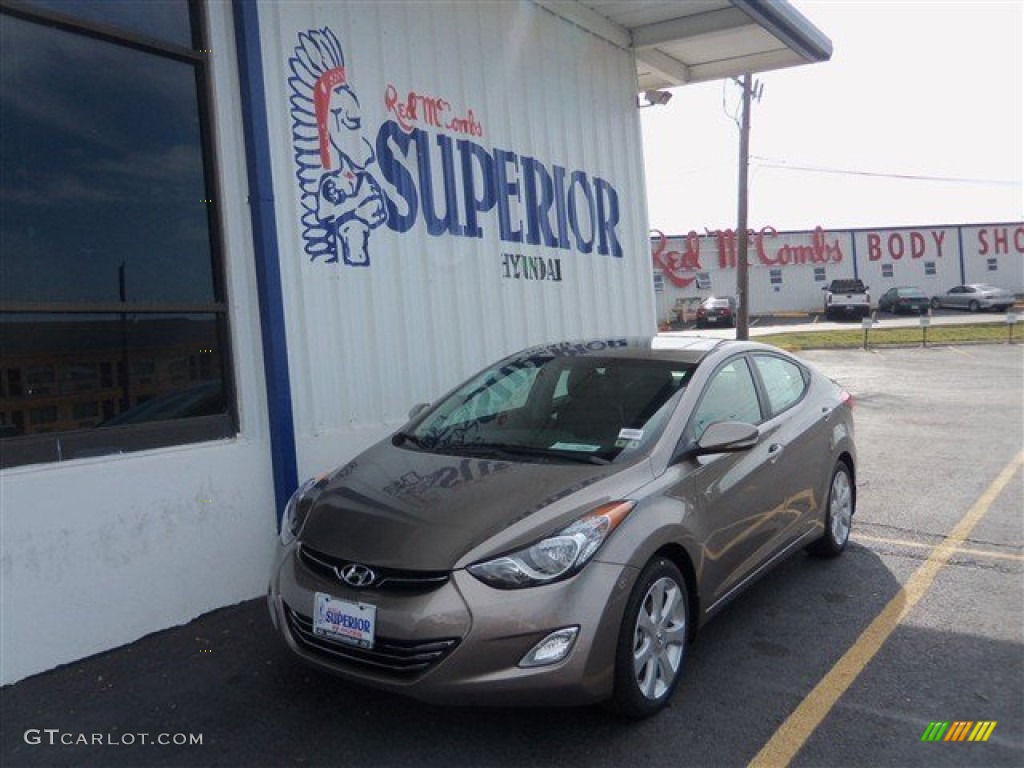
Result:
[0, 4, 230, 468]
[753, 355, 807, 416]
[829, 280, 865, 293]
[690, 358, 761, 440]
[1, 17, 214, 304]
[18, 0, 193, 47]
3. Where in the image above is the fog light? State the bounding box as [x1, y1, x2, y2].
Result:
[518, 627, 579, 668]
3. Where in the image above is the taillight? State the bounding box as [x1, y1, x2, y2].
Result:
[840, 390, 855, 409]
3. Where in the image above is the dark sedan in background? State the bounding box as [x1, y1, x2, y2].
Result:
[695, 296, 737, 328]
[268, 336, 856, 718]
[878, 286, 929, 315]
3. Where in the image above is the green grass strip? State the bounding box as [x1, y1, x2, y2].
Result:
[754, 323, 1020, 351]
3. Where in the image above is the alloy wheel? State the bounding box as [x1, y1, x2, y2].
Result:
[632, 576, 687, 700]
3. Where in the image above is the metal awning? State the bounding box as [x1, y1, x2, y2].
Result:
[535, 0, 832, 90]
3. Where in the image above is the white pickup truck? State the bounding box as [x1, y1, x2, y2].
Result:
[823, 278, 871, 320]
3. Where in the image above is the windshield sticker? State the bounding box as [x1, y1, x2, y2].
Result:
[549, 442, 602, 453]
[618, 428, 644, 442]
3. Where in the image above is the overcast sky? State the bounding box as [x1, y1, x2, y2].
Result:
[640, 1, 1023, 236]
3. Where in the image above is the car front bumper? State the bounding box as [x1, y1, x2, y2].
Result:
[268, 543, 638, 706]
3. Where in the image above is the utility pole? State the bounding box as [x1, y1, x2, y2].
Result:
[735, 73, 752, 341]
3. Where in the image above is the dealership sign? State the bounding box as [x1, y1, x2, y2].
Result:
[651, 226, 845, 287]
[288, 27, 622, 269]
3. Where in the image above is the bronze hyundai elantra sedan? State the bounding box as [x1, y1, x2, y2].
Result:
[267, 336, 856, 718]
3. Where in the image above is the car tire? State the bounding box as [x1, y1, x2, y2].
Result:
[968, 300, 980, 312]
[930, 297, 940, 309]
[807, 461, 854, 558]
[609, 557, 689, 719]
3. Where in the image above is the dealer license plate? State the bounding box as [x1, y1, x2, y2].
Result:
[313, 592, 376, 649]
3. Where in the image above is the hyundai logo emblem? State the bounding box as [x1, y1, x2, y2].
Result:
[338, 563, 376, 588]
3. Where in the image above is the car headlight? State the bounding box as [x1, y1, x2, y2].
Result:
[279, 475, 326, 546]
[467, 501, 635, 589]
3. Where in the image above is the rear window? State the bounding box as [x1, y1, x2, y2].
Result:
[828, 279, 866, 293]
[702, 297, 736, 309]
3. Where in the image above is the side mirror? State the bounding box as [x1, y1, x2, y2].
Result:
[407, 402, 431, 420]
[694, 421, 759, 456]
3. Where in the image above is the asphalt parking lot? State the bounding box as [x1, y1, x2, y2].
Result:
[2, 343, 1022, 768]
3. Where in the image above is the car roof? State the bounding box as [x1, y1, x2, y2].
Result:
[516, 335, 770, 366]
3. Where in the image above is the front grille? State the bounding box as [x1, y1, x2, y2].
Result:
[284, 605, 459, 676]
[298, 544, 450, 593]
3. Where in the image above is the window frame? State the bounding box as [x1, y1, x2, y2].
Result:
[749, 352, 810, 419]
[682, 355, 765, 446]
[0, 0, 237, 468]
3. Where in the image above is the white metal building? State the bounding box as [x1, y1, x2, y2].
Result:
[0, 1, 830, 684]
[653, 222, 1024, 321]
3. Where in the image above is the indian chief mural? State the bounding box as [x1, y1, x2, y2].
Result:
[289, 28, 387, 266]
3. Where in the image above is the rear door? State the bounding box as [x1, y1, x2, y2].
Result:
[750, 353, 829, 539]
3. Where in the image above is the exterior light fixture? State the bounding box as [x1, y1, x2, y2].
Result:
[640, 89, 673, 107]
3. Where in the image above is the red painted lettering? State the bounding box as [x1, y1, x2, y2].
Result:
[932, 230, 945, 257]
[868, 233, 882, 261]
[1016, 226, 1024, 253]
[979, 229, 990, 255]
[651, 229, 700, 287]
[911, 231, 925, 258]
[994, 228, 1009, 254]
[712, 228, 737, 269]
[384, 84, 483, 137]
[889, 233, 905, 260]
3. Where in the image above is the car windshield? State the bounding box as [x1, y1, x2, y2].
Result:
[705, 298, 734, 308]
[898, 288, 926, 297]
[406, 355, 694, 464]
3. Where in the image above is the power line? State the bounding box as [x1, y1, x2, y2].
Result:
[750, 157, 1018, 186]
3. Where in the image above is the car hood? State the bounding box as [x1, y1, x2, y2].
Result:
[297, 440, 625, 571]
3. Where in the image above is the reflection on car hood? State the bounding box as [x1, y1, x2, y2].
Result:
[298, 440, 622, 570]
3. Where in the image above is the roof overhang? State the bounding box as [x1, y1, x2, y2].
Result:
[535, 0, 832, 90]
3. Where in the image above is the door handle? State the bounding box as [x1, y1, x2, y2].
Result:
[768, 443, 785, 461]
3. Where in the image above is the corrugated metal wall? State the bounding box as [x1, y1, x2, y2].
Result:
[256, 1, 655, 475]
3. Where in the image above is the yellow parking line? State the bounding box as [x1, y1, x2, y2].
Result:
[854, 532, 1024, 563]
[749, 450, 1024, 768]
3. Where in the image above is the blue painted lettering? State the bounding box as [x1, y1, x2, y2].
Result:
[375, 120, 621, 257]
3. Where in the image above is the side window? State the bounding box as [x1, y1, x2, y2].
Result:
[753, 355, 807, 416]
[690, 358, 762, 440]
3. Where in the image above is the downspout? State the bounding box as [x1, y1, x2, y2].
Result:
[233, 0, 299, 522]
[850, 232, 859, 280]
